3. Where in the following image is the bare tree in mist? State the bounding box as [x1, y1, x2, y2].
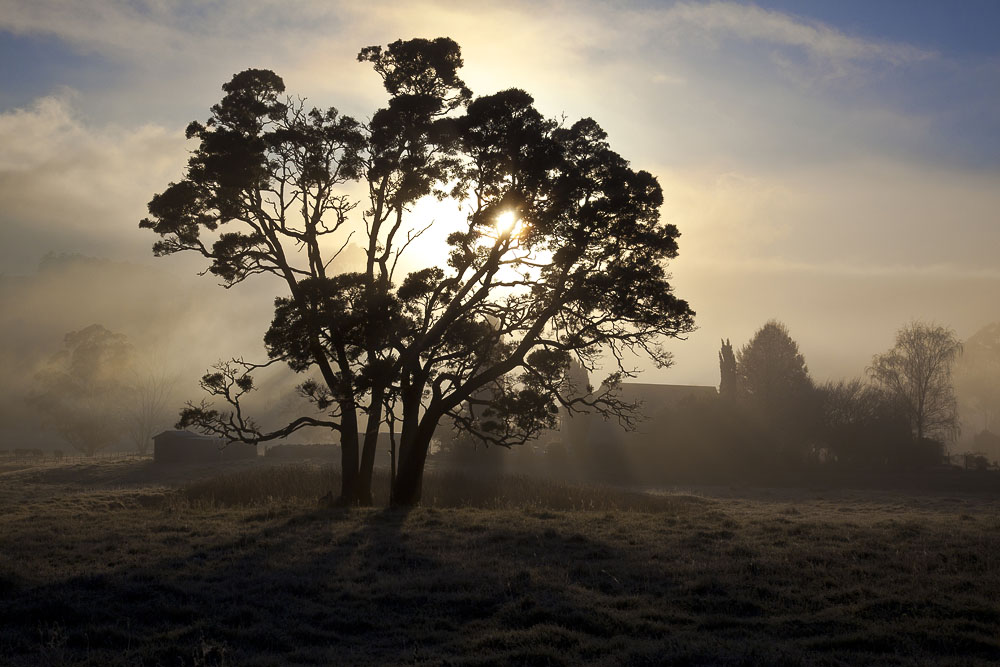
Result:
[125, 362, 177, 455]
[140, 38, 694, 506]
[869, 321, 962, 443]
[29, 324, 132, 456]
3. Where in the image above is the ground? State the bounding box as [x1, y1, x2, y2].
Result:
[0, 459, 998, 666]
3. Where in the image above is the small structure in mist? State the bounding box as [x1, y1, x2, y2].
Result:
[152, 430, 257, 464]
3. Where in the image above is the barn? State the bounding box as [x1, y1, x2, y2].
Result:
[152, 430, 258, 464]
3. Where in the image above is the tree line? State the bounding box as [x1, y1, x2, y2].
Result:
[638, 319, 975, 482]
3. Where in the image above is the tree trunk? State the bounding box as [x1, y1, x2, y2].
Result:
[391, 439, 426, 507]
[357, 435, 377, 506]
[357, 390, 385, 506]
[339, 413, 360, 505]
[391, 417, 438, 507]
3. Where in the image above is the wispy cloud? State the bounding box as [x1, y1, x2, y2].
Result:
[655, 1, 935, 67]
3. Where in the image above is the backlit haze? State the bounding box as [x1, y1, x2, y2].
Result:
[2, 0, 998, 422]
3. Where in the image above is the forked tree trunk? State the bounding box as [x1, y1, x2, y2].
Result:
[391, 442, 426, 507]
[391, 419, 438, 507]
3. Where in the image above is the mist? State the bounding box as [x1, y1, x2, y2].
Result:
[0, 253, 336, 449]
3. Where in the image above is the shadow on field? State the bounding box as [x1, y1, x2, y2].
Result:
[0, 503, 745, 666]
[2, 468, 1000, 666]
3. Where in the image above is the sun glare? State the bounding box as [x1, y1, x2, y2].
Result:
[496, 210, 517, 233]
[496, 210, 524, 238]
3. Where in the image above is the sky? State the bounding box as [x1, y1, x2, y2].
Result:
[1, 0, 998, 393]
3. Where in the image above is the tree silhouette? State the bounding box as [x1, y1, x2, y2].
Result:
[141, 38, 694, 506]
[30, 324, 133, 456]
[869, 321, 962, 443]
[718, 338, 739, 401]
[735, 320, 815, 462]
[737, 321, 811, 407]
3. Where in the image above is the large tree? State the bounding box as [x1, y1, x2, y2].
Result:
[141, 38, 694, 506]
[869, 321, 962, 442]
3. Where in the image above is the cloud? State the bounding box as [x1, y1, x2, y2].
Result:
[656, 156, 1000, 273]
[0, 1, 946, 159]
[0, 1, 942, 90]
[655, 1, 934, 67]
[0, 93, 187, 273]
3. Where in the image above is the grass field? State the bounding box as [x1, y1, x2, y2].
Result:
[1, 459, 998, 665]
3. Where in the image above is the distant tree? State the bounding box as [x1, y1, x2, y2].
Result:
[718, 338, 739, 401]
[29, 324, 133, 456]
[140, 38, 695, 506]
[737, 321, 812, 407]
[869, 321, 962, 443]
[735, 320, 815, 462]
[954, 321, 1000, 433]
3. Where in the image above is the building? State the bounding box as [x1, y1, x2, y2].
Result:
[152, 430, 258, 464]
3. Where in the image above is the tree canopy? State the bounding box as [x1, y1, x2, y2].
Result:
[140, 37, 695, 505]
[737, 320, 811, 409]
[729, 320, 816, 461]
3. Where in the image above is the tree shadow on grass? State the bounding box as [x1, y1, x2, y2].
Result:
[2, 505, 999, 666]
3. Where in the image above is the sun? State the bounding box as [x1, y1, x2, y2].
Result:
[495, 210, 523, 238]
